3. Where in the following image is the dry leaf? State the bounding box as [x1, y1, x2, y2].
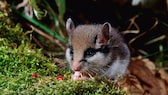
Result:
[120, 57, 168, 95]
[158, 68, 168, 84]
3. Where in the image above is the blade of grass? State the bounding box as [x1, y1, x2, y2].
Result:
[142, 47, 168, 58]
[42, 0, 60, 32]
[12, 7, 67, 44]
[55, 0, 66, 20]
[145, 35, 166, 45]
[42, 0, 66, 40]
[160, 20, 168, 27]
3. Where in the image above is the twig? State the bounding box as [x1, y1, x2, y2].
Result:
[128, 17, 158, 45]
[122, 15, 159, 54]
[16, 0, 29, 9]
[121, 15, 140, 35]
[32, 37, 44, 48]
[127, 15, 140, 30]
[27, 23, 66, 50]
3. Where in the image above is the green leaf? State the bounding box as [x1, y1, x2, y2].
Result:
[55, 0, 66, 19]
[29, 0, 47, 20]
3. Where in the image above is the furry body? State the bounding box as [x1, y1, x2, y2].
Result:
[65, 18, 130, 79]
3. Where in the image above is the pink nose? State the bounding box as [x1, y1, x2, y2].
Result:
[73, 65, 81, 71]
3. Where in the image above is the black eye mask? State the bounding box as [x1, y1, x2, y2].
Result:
[84, 46, 110, 58]
[67, 45, 73, 60]
[84, 48, 97, 58]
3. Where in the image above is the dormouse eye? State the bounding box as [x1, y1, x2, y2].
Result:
[69, 46, 73, 55]
[84, 48, 97, 58]
[69, 46, 74, 61]
[67, 45, 73, 61]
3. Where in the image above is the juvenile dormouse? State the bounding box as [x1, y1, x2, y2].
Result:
[65, 18, 130, 80]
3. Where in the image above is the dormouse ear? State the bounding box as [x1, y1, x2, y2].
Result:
[95, 22, 112, 48]
[66, 18, 75, 36]
[97, 22, 112, 45]
[102, 22, 112, 41]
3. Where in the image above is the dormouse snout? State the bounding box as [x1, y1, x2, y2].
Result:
[72, 64, 82, 71]
[72, 59, 86, 71]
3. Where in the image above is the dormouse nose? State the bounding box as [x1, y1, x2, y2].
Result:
[72, 59, 86, 71]
[73, 65, 82, 71]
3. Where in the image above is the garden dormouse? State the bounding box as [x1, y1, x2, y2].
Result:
[65, 18, 130, 80]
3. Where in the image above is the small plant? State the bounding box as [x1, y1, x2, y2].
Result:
[0, 0, 127, 94]
[11, 0, 67, 54]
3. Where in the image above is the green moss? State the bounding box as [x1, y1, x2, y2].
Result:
[0, 13, 24, 44]
[0, 1, 127, 94]
[0, 38, 127, 94]
[27, 79, 126, 95]
[0, 39, 126, 94]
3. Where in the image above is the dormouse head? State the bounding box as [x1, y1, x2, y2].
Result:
[65, 18, 116, 74]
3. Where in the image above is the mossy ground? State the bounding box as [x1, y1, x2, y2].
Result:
[0, 3, 126, 95]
